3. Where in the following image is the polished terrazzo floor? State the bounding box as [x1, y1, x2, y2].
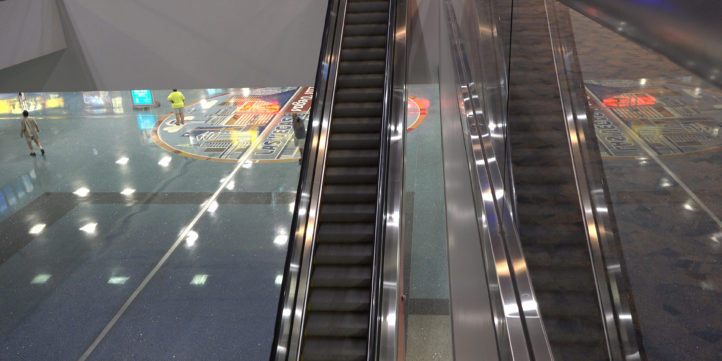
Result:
[0, 89, 300, 360]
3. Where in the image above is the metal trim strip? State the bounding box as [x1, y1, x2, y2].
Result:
[376, 0, 407, 359]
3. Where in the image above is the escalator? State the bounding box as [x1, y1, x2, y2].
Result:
[507, 0, 609, 360]
[291, 0, 392, 360]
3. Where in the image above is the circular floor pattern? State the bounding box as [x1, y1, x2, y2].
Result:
[153, 87, 429, 163]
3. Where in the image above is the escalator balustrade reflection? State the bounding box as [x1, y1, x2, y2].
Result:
[508, 0, 608, 360]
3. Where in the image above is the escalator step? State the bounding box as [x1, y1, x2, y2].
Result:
[535, 291, 602, 319]
[523, 246, 591, 269]
[329, 133, 380, 149]
[337, 74, 385, 88]
[544, 318, 606, 346]
[510, 130, 565, 146]
[334, 102, 383, 118]
[549, 343, 608, 361]
[305, 312, 369, 337]
[341, 48, 386, 61]
[506, 114, 564, 132]
[316, 223, 375, 243]
[513, 166, 573, 184]
[320, 204, 376, 222]
[512, 148, 571, 167]
[345, 24, 388, 36]
[327, 149, 379, 166]
[311, 265, 372, 287]
[346, 12, 388, 25]
[530, 268, 596, 293]
[323, 184, 378, 203]
[302, 338, 367, 361]
[344, 36, 388, 49]
[308, 288, 370, 311]
[315, 244, 374, 265]
[347, 1, 389, 14]
[517, 224, 585, 246]
[331, 117, 382, 133]
[324, 167, 378, 184]
[335, 88, 385, 102]
[516, 202, 581, 226]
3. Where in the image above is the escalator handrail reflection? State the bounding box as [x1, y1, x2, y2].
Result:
[543, 1, 643, 360]
[443, 1, 555, 360]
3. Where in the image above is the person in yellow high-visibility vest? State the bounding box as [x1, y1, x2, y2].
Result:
[168, 89, 185, 125]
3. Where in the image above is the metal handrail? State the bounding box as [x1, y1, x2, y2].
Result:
[368, 0, 402, 359]
[374, 0, 407, 359]
[542, 0, 642, 360]
[269, 0, 347, 358]
[443, 1, 555, 360]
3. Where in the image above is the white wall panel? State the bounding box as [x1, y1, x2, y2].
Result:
[0, 0, 67, 70]
[61, 0, 327, 90]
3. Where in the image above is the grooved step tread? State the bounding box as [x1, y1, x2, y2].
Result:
[311, 265, 372, 287]
[323, 184, 377, 203]
[308, 288, 370, 312]
[329, 133, 380, 149]
[316, 223, 375, 243]
[324, 167, 378, 184]
[327, 149, 379, 166]
[331, 117, 382, 133]
[344, 24, 387, 36]
[335, 87, 385, 102]
[347, 0, 389, 14]
[346, 12, 388, 25]
[315, 243, 374, 265]
[305, 312, 369, 337]
[343, 36, 387, 49]
[319, 204, 376, 222]
[302, 337, 367, 361]
[341, 48, 386, 61]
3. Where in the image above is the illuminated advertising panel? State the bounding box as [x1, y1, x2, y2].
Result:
[131, 90, 154, 106]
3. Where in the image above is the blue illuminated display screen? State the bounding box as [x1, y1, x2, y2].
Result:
[131, 90, 154, 106]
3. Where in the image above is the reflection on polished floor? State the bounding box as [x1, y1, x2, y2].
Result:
[0, 89, 302, 360]
[569, 9, 722, 361]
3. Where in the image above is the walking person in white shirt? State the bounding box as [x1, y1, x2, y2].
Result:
[20, 110, 45, 156]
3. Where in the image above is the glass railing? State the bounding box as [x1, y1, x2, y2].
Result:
[545, 1, 722, 360]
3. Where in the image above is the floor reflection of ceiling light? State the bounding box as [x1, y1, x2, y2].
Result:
[242, 161, 253, 169]
[659, 178, 673, 188]
[190, 274, 208, 286]
[289, 203, 295, 213]
[639, 78, 647, 85]
[158, 156, 172, 167]
[121, 188, 136, 196]
[274, 235, 288, 246]
[275, 274, 283, 286]
[79, 222, 98, 234]
[683, 200, 696, 211]
[29, 223, 46, 234]
[185, 230, 199, 248]
[74, 187, 90, 197]
[115, 157, 129, 165]
[207, 200, 219, 213]
[107, 276, 129, 285]
[31, 274, 51, 284]
[226, 181, 235, 190]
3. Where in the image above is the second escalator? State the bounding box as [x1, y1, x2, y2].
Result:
[301, 1, 391, 360]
